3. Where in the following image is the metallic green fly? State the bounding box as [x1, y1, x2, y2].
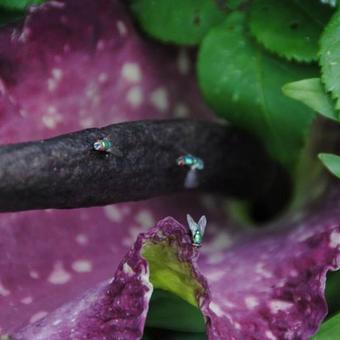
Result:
[93, 137, 123, 157]
[187, 214, 207, 247]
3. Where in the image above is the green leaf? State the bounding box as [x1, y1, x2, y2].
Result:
[143, 329, 207, 340]
[141, 230, 207, 335]
[141, 335, 153, 340]
[325, 270, 340, 317]
[142, 242, 204, 307]
[319, 153, 340, 178]
[0, 9, 23, 26]
[198, 11, 317, 169]
[311, 313, 340, 339]
[320, 8, 340, 111]
[282, 78, 338, 121]
[224, 0, 247, 10]
[0, 0, 45, 10]
[249, 0, 333, 62]
[145, 289, 205, 332]
[130, 0, 226, 45]
[164, 332, 207, 340]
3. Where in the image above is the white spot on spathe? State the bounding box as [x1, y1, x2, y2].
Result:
[209, 302, 224, 317]
[330, 230, 340, 248]
[121, 63, 142, 83]
[21, 296, 33, 304]
[104, 205, 123, 223]
[53, 319, 62, 326]
[276, 279, 286, 288]
[98, 72, 109, 83]
[206, 269, 225, 282]
[41, 107, 63, 129]
[11, 27, 20, 42]
[123, 263, 134, 276]
[0, 281, 10, 296]
[126, 86, 143, 107]
[234, 322, 241, 330]
[270, 300, 293, 314]
[47, 79, 57, 92]
[52, 68, 63, 81]
[30, 311, 48, 324]
[122, 210, 155, 246]
[255, 263, 273, 279]
[96, 40, 105, 51]
[290, 269, 298, 277]
[47, 68, 63, 92]
[177, 48, 191, 75]
[85, 82, 101, 106]
[72, 259, 92, 273]
[42, 115, 62, 129]
[173, 103, 190, 118]
[79, 117, 94, 129]
[200, 231, 233, 254]
[140, 266, 153, 319]
[18, 27, 31, 43]
[265, 330, 277, 340]
[206, 253, 224, 265]
[49, 1, 65, 9]
[245, 296, 259, 309]
[122, 224, 152, 247]
[150, 87, 169, 112]
[75, 233, 88, 245]
[47, 105, 57, 114]
[135, 209, 155, 228]
[122, 227, 139, 247]
[117, 20, 127, 36]
[29, 270, 39, 279]
[19, 109, 28, 117]
[48, 262, 71, 285]
[198, 296, 205, 307]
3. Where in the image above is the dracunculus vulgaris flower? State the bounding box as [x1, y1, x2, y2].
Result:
[0, 1, 339, 339]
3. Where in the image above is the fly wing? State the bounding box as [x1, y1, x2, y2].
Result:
[198, 215, 207, 236]
[186, 214, 197, 235]
[108, 146, 123, 157]
[184, 169, 198, 189]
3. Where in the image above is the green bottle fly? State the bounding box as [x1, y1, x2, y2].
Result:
[186, 214, 207, 248]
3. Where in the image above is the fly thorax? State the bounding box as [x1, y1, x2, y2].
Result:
[193, 230, 202, 245]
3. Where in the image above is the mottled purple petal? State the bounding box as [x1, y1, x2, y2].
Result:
[0, 0, 339, 339]
[14, 238, 154, 339]
[0, 0, 211, 144]
[0, 0, 213, 334]
[0, 196, 229, 334]
[13, 217, 201, 339]
[198, 191, 340, 339]
[10, 193, 340, 339]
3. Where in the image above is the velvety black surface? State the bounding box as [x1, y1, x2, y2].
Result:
[0, 119, 288, 212]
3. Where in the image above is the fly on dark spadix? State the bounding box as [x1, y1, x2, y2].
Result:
[93, 137, 123, 157]
[176, 154, 204, 189]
